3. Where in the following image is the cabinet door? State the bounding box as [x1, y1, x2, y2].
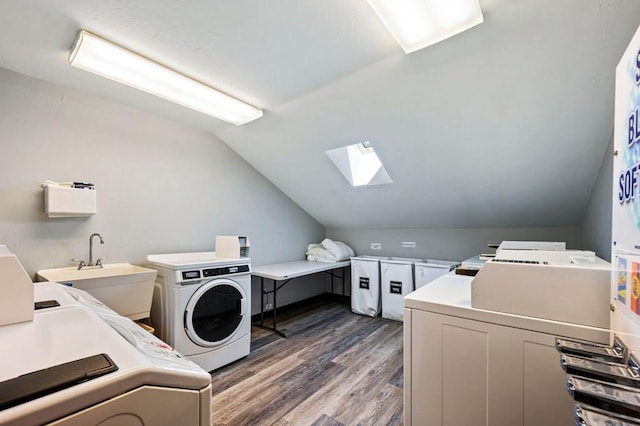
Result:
[407, 310, 574, 426]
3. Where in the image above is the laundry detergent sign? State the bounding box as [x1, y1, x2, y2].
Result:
[612, 23, 640, 341]
[618, 47, 640, 206]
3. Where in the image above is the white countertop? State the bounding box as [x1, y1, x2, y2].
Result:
[406, 272, 473, 308]
[404, 272, 610, 342]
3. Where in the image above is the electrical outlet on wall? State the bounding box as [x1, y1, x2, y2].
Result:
[371, 243, 382, 250]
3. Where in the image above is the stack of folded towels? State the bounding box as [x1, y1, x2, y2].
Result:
[306, 238, 355, 263]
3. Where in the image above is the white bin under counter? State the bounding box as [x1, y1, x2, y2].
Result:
[403, 272, 611, 426]
[380, 257, 419, 321]
[413, 258, 459, 290]
[351, 256, 389, 317]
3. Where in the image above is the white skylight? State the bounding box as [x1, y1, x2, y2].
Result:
[326, 142, 392, 187]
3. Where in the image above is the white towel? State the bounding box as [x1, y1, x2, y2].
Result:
[321, 238, 355, 261]
[307, 243, 324, 253]
[306, 239, 356, 263]
[306, 254, 336, 263]
[306, 245, 337, 261]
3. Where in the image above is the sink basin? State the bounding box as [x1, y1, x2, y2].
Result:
[36, 263, 157, 321]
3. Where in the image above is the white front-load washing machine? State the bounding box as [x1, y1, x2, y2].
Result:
[146, 252, 251, 372]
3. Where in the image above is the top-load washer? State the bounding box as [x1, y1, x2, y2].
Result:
[0, 282, 212, 426]
[146, 252, 251, 372]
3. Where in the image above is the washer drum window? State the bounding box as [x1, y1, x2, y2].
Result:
[184, 279, 247, 347]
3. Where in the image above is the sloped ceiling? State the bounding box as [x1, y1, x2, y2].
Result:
[0, 0, 639, 228]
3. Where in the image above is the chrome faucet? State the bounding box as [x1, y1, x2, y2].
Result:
[89, 233, 104, 267]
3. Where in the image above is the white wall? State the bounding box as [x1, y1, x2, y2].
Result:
[581, 134, 613, 261]
[1, 63, 613, 319]
[0, 67, 326, 314]
[326, 227, 581, 262]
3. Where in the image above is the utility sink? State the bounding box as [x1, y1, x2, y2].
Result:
[36, 263, 157, 321]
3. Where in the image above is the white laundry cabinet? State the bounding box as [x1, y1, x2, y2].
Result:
[403, 273, 610, 426]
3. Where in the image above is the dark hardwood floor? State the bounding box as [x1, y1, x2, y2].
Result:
[210, 299, 404, 426]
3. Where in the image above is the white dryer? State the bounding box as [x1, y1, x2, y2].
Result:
[146, 252, 251, 372]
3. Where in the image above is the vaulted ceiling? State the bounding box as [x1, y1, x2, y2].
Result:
[1, 0, 639, 228]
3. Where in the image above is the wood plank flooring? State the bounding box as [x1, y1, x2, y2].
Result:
[210, 299, 404, 426]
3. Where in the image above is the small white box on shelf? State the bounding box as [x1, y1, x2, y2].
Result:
[44, 184, 96, 218]
[0, 250, 34, 326]
[215, 235, 250, 258]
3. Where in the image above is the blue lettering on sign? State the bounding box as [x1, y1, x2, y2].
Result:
[636, 49, 640, 84]
[620, 163, 640, 203]
[629, 107, 640, 147]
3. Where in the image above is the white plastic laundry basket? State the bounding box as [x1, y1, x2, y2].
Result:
[413, 259, 460, 290]
[380, 258, 420, 322]
[350, 256, 388, 317]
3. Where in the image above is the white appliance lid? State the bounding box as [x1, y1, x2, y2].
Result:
[146, 251, 250, 268]
[0, 305, 210, 425]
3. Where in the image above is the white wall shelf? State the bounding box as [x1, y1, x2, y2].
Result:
[44, 185, 96, 218]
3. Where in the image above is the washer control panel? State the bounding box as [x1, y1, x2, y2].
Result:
[178, 263, 251, 284]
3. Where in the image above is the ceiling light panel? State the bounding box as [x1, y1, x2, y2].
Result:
[69, 30, 262, 125]
[367, 0, 483, 53]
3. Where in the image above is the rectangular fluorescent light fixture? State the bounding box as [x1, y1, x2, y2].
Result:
[69, 30, 263, 125]
[367, 0, 483, 53]
[326, 142, 392, 187]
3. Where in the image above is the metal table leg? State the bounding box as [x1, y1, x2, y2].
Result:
[253, 277, 287, 338]
[260, 277, 264, 325]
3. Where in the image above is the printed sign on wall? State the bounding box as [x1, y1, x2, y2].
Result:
[632, 263, 638, 314]
[612, 23, 640, 335]
[614, 28, 640, 253]
[618, 257, 627, 303]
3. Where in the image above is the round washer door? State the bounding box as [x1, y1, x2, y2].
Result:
[184, 278, 247, 347]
